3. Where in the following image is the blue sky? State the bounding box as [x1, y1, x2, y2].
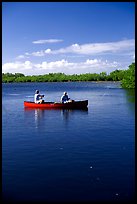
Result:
[2, 2, 135, 75]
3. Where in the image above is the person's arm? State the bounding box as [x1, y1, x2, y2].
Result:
[39, 94, 44, 98]
[34, 94, 36, 103]
[61, 95, 64, 103]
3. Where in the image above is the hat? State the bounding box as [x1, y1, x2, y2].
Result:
[35, 90, 39, 94]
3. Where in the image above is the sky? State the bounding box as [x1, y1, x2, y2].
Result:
[2, 2, 135, 75]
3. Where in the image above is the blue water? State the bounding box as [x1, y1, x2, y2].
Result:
[2, 82, 135, 202]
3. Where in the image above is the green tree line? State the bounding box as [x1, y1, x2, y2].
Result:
[120, 62, 135, 88]
[2, 62, 135, 88]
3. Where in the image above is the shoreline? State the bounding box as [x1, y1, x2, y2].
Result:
[2, 80, 121, 84]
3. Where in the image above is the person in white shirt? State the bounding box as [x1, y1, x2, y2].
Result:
[34, 90, 44, 104]
[60, 92, 70, 103]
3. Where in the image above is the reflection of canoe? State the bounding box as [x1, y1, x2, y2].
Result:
[24, 100, 88, 109]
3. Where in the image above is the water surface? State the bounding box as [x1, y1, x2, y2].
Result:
[2, 82, 135, 202]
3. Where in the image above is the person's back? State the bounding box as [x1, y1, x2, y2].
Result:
[34, 90, 44, 103]
[34, 93, 40, 103]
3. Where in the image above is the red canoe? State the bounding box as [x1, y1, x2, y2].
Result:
[24, 100, 88, 109]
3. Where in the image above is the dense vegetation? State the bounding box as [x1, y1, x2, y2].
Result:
[121, 62, 135, 89]
[2, 63, 135, 88]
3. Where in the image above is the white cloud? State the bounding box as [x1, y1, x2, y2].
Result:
[86, 59, 99, 65]
[32, 39, 63, 44]
[25, 52, 30, 55]
[31, 50, 45, 57]
[26, 39, 135, 57]
[2, 61, 33, 74]
[16, 55, 25, 59]
[51, 39, 135, 55]
[2, 58, 123, 75]
[45, 49, 51, 54]
[30, 49, 52, 56]
[3, 39, 134, 75]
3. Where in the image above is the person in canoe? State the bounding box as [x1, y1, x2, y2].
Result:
[60, 92, 74, 103]
[34, 90, 44, 104]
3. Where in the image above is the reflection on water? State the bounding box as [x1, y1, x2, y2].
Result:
[34, 109, 45, 129]
[24, 107, 88, 128]
[61, 109, 70, 121]
[124, 89, 135, 113]
[125, 89, 135, 103]
[61, 108, 88, 120]
[24, 107, 45, 129]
